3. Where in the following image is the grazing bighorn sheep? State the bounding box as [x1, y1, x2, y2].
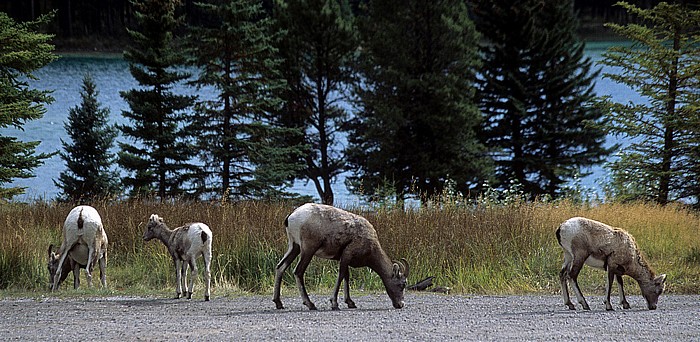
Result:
[143, 214, 213, 301]
[51, 205, 108, 291]
[556, 217, 666, 311]
[273, 203, 409, 310]
[48, 243, 89, 289]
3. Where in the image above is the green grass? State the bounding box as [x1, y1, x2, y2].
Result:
[0, 199, 698, 298]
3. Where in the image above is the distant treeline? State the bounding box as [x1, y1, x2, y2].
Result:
[1, 0, 660, 48]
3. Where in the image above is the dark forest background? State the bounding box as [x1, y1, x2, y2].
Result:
[1, 0, 660, 51]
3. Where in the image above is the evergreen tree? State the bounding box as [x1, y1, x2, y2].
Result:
[598, 1, 700, 204]
[472, 0, 611, 199]
[55, 74, 120, 202]
[118, 0, 197, 199]
[187, 0, 306, 201]
[0, 12, 57, 200]
[274, 0, 357, 205]
[347, 0, 490, 204]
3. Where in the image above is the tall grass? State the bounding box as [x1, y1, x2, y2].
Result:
[0, 199, 698, 297]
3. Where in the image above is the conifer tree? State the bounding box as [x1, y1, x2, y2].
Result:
[0, 12, 57, 200]
[473, 0, 611, 199]
[55, 74, 120, 202]
[187, 0, 306, 201]
[598, 1, 700, 204]
[274, 0, 357, 205]
[118, 0, 197, 199]
[347, 0, 490, 204]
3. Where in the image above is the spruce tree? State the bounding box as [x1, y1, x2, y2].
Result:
[0, 12, 57, 200]
[187, 0, 306, 201]
[598, 1, 700, 204]
[274, 0, 357, 205]
[473, 0, 611, 199]
[55, 74, 120, 202]
[118, 0, 197, 199]
[347, 0, 490, 204]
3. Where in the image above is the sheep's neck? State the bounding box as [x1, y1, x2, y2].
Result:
[368, 247, 394, 282]
[154, 224, 175, 248]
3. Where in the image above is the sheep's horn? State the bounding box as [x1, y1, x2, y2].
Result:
[400, 258, 409, 278]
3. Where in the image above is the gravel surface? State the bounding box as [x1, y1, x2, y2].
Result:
[0, 293, 697, 341]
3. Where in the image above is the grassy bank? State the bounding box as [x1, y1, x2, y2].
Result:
[0, 200, 698, 298]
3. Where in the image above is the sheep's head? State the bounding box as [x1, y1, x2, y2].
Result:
[386, 258, 409, 309]
[143, 214, 164, 241]
[641, 274, 667, 310]
[47, 244, 60, 288]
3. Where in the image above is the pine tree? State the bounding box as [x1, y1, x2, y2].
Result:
[598, 1, 700, 204]
[274, 0, 357, 205]
[187, 0, 306, 201]
[118, 0, 197, 199]
[473, 0, 611, 199]
[347, 0, 490, 204]
[0, 12, 57, 200]
[55, 74, 120, 202]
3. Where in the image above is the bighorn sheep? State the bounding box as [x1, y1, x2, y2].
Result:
[51, 205, 108, 291]
[143, 214, 213, 301]
[47, 243, 88, 289]
[273, 203, 409, 310]
[556, 217, 666, 311]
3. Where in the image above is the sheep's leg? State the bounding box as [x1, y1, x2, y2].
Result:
[568, 255, 590, 310]
[203, 249, 212, 301]
[51, 243, 71, 291]
[604, 270, 615, 311]
[174, 259, 183, 299]
[330, 261, 350, 310]
[98, 254, 107, 288]
[186, 259, 198, 300]
[181, 261, 189, 297]
[616, 274, 630, 309]
[559, 253, 575, 310]
[85, 244, 96, 288]
[273, 242, 300, 309]
[72, 262, 81, 290]
[293, 252, 317, 310]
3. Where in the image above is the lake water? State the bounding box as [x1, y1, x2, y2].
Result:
[1, 42, 642, 204]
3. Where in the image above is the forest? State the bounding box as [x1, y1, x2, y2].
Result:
[1, 0, 664, 50]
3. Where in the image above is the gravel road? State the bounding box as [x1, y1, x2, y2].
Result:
[0, 293, 697, 341]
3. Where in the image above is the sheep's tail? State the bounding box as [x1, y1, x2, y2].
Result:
[555, 225, 563, 247]
[284, 213, 290, 228]
[77, 208, 84, 229]
[200, 231, 208, 244]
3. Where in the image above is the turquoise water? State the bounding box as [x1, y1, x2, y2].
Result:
[2, 44, 642, 203]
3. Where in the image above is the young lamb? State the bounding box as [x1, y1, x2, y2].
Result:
[51, 205, 108, 291]
[556, 217, 666, 311]
[143, 214, 213, 301]
[273, 203, 409, 310]
[47, 243, 89, 289]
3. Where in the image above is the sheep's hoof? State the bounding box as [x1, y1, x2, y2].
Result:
[274, 300, 284, 309]
[331, 306, 340, 311]
[175, 293, 182, 299]
[187, 292, 193, 300]
[346, 300, 357, 309]
[205, 296, 210, 302]
[582, 304, 591, 311]
[305, 302, 317, 310]
[565, 302, 575, 310]
[622, 302, 630, 309]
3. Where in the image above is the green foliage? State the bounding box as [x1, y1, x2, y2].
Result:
[0, 12, 58, 200]
[187, 0, 306, 201]
[347, 0, 490, 204]
[473, 0, 612, 200]
[597, 1, 700, 205]
[274, 0, 358, 205]
[55, 74, 120, 202]
[118, 0, 198, 199]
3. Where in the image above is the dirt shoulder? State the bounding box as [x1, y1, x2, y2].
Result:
[0, 293, 697, 341]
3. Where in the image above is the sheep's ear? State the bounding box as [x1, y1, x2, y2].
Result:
[47, 244, 54, 258]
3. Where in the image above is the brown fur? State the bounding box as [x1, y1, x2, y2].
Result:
[557, 217, 666, 311]
[273, 203, 409, 310]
